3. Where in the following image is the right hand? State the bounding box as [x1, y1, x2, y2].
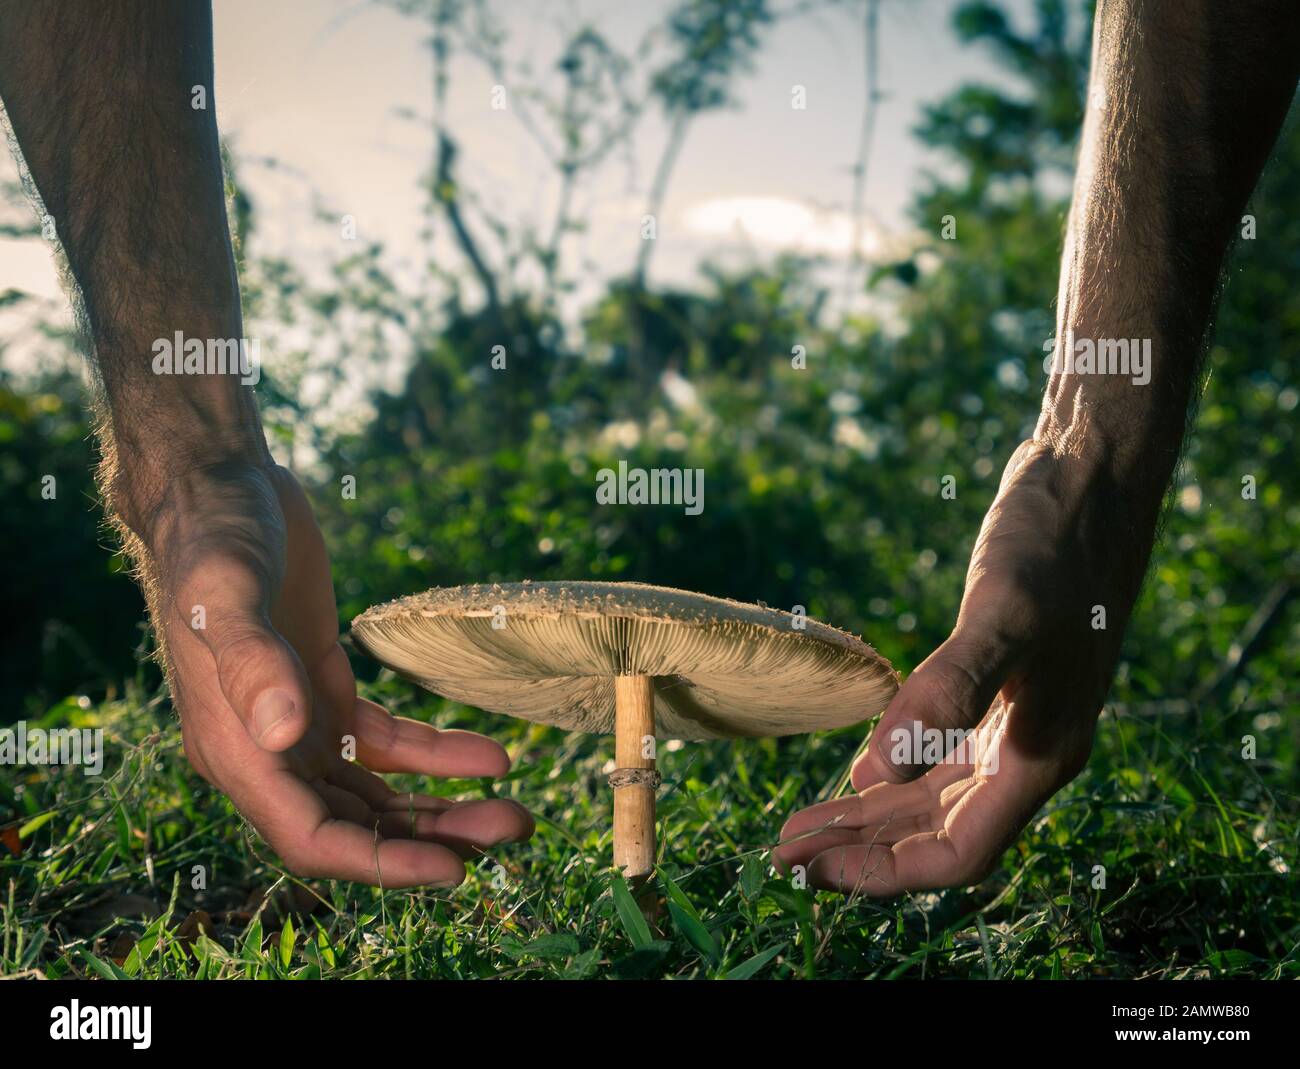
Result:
[775, 440, 1142, 895]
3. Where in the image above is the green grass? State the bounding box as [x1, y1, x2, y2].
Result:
[2, 667, 1297, 980]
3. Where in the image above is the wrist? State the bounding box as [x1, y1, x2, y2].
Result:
[991, 439, 1157, 623]
[1034, 328, 1191, 502]
[92, 313, 271, 536]
[104, 417, 271, 544]
[1021, 424, 1167, 602]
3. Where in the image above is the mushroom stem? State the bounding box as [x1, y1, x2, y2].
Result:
[613, 674, 656, 880]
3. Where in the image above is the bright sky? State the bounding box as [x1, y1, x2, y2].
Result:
[0, 0, 1042, 363]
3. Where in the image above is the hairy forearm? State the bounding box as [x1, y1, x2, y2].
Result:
[1037, 0, 1299, 537]
[0, 0, 266, 532]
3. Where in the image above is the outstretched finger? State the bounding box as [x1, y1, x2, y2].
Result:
[352, 699, 512, 778]
[231, 767, 467, 888]
[809, 728, 1053, 895]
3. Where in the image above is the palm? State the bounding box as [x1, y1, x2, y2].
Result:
[776, 699, 1082, 893]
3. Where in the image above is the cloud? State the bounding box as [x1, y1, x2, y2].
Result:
[683, 196, 885, 258]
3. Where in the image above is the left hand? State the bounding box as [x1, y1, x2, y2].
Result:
[143, 459, 535, 888]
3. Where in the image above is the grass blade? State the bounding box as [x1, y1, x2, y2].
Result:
[722, 942, 787, 980]
[610, 874, 652, 949]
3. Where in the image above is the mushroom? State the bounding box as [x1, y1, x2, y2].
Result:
[351, 581, 897, 880]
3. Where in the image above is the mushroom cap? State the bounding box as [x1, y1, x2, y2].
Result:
[351, 581, 898, 741]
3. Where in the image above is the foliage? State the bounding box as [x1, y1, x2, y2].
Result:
[0, 370, 149, 714]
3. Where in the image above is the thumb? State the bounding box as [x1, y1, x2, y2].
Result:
[852, 627, 1015, 791]
[179, 554, 312, 752]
